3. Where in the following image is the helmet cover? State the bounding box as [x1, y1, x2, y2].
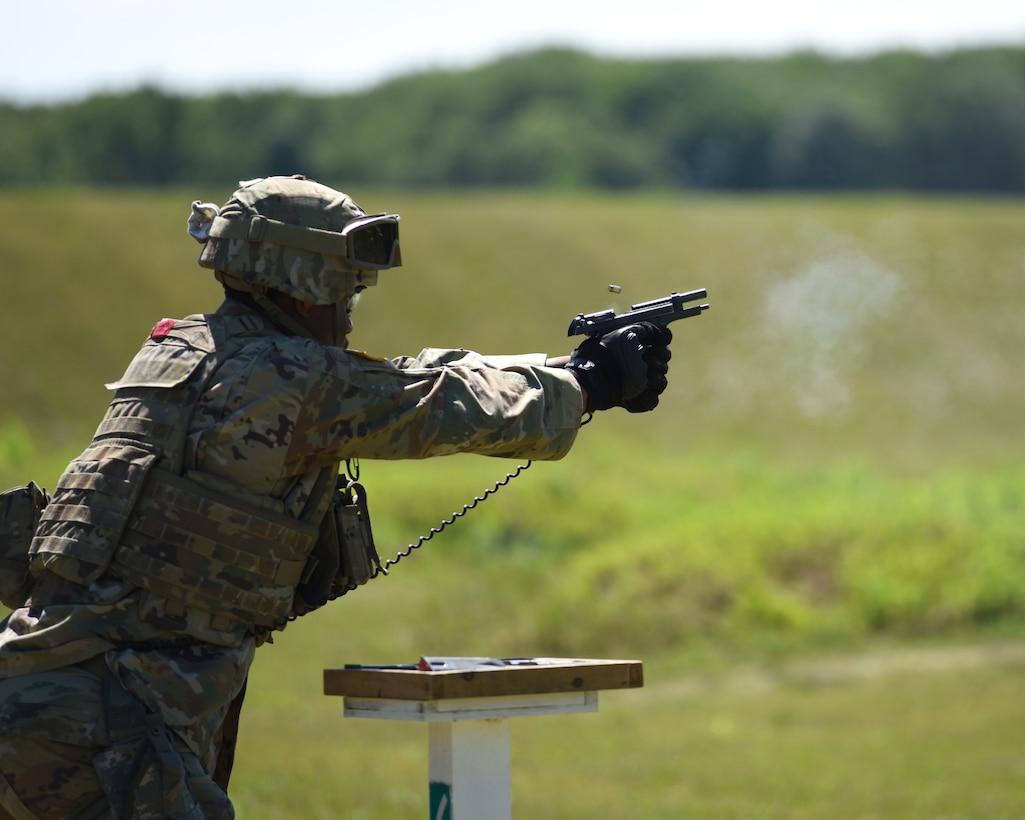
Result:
[192, 176, 399, 304]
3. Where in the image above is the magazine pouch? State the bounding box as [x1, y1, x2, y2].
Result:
[297, 477, 383, 613]
[335, 478, 383, 589]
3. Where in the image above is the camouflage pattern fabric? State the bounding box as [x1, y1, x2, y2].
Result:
[0, 295, 584, 816]
[197, 176, 387, 304]
[0, 664, 107, 819]
[0, 656, 234, 819]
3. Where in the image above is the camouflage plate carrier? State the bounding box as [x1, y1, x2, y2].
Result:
[29, 313, 338, 640]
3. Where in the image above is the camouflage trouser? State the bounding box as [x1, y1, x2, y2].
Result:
[0, 658, 234, 819]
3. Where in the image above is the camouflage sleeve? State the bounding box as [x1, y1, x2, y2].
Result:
[189, 340, 575, 476]
[391, 349, 550, 370]
[191, 335, 585, 492]
[292, 345, 584, 462]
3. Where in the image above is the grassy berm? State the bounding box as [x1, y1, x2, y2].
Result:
[2, 189, 1023, 817]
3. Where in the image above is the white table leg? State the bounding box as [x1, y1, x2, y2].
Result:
[428, 718, 512, 820]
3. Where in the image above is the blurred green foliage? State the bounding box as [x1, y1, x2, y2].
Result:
[3, 47, 1025, 191]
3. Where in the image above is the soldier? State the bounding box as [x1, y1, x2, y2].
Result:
[0, 176, 672, 818]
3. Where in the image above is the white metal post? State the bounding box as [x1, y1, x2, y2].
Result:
[428, 718, 512, 820]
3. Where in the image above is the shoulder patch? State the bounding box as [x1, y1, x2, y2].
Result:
[150, 318, 176, 339]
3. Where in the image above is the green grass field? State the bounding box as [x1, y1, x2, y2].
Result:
[233, 620, 1025, 819]
[2, 189, 1024, 817]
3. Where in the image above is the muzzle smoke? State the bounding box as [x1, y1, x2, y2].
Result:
[756, 234, 902, 420]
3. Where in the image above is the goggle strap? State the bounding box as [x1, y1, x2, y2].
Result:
[209, 214, 353, 257]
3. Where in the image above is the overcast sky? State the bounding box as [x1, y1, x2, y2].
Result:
[5, 1, 1025, 104]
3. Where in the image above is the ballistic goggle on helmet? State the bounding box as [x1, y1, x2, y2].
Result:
[189, 175, 401, 304]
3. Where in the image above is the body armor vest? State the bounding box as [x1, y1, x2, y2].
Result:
[29, 313, 337, 635]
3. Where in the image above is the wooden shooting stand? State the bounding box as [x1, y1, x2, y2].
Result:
[323, 657, 643, 820]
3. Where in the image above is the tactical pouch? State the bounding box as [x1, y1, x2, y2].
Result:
[297, 477, 383, 613]
[0, 481, 50, 609]
[30, 442, 160, 587]
[334, 479, 384, 588]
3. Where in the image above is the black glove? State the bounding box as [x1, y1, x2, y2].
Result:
[622, 324, 672, 413]
[566, 322, 672, 413]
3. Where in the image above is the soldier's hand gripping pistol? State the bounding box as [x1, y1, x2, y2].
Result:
[565, 289, 709, 413]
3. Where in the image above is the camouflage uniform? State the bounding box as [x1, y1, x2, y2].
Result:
[0, 179, 584, 818]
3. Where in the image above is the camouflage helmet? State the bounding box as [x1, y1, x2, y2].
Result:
[189, 175, 401, 304]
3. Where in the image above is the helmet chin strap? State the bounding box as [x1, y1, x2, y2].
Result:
[252, 291, 320, 341]
[216, 270, 320, 340]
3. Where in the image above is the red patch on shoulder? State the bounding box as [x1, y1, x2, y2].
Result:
[150, 319, 176, 339]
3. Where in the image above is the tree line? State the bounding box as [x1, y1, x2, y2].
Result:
[2, 46, 1024, 191]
